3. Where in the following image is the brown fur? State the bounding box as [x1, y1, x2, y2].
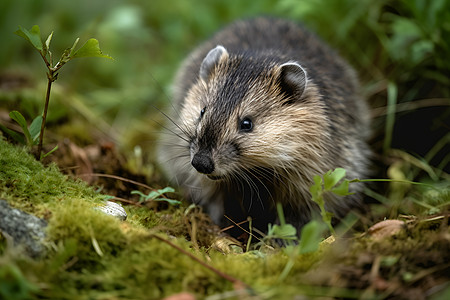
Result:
[158, 17, 371, 236]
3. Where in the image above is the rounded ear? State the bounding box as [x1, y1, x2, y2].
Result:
[279, 62, 308, 100]
[199, 45, 228, 81]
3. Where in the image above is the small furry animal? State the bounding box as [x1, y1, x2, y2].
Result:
[158, 17, 371, 237]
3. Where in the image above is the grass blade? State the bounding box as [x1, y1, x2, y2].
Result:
[384, 82, 398, 152]
[9, 111, 32, 146]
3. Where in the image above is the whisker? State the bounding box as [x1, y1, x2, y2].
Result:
[150, 104, 193, 142]
[153, 118, 191, 143]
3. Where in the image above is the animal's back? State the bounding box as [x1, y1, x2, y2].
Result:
[159, 17, 371, 238]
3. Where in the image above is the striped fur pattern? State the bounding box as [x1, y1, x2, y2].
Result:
[158, 17, 371, 235]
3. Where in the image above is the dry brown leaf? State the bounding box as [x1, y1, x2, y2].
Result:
[368, 219, 405, 239]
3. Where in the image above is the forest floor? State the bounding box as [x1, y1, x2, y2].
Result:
[0, 100, 449, 299]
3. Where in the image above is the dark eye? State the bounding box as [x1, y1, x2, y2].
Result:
[240, 118, 253, 132]
[200, 107, 206, 118]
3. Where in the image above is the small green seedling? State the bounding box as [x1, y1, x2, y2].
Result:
[0, 111, 59, 158]
[263, 203, 326, 253]
[272, 203, 327, 283]
[309, 168, 354, 235]
[266, 203, 298, 245]
[10, 25, 112, 159]
[260, 168, 353, 250]
[272, 169, 352, 282]
[0, 111, 41, 147]
[131, 187, 181, 205]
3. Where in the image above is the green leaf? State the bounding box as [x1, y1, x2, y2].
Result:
[43, 31, 54, 57]
[309, 175, 323, 200]
[298, 220, 326, 254]
[71, 39, 113, 59]
[9, 111, 28, 129]
[331, 180, 353, 196]
[44, 31, 53, 50]
[14, 25, 43, 51]
[323, 168, 346, 190]
[130, 190, 147, 200]
[9, 111, 32, 146]
[0, 124, 26, 145]
[270, 223, 298, 240]
[29, 115, 43, 143]
[69, 38, 80, 57]
[154, 186, 175, 195]
[131, 187, 176, 204]
[153, 198, 182, 205]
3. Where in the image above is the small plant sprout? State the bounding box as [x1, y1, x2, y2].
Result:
[266, 203, 298, 245]
[14, 25, 112, 160]
[0, 111, 41, 148]
[309, 168, 354, 235]
[131, 187, 181, 205]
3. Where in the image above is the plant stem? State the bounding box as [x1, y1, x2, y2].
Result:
[36, 71, 53, 160]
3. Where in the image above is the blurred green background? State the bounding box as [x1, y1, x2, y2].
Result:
[1, 0, 449, 171]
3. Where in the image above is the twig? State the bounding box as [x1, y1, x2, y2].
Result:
[80, 173, 154, 190]
[110, 196, 143, 207]
[222, 215, 263, 243]
[148, 233, 249, 289]
[220, 216, 249, 232]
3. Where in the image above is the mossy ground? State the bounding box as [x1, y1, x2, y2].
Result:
[1, 137, 449, 299]
[0, 138, 322, 299]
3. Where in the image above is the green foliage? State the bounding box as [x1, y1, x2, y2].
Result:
[1, 110, 58, 158]
[280, 0, 450, 92]
[10, 24, 112, 159]
[310, 168, 353, 235]
[131, 187, 181, 205]
[266, 223, 298, 243]
[14, 25, 44, 52]
[265, 203, 298, 244]
[262, 201, 327, 275]
[386, 0, 450, 86]
[4, 111, 41, 147]
[14, 25, 112, 66]
[70, 38, 112, 59]
[264, 202, 326, 253]
[298, 220, 327, 254]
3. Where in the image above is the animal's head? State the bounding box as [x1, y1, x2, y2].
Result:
[180, 45, 329, 181]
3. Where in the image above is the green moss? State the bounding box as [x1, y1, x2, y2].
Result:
[0, 138, 103, 216]
[0, 140, 238, 298]
[0, 138, 324, 299]
[1, 138, 448, 299]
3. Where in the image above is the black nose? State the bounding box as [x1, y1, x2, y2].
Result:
[191, 151, 215, 174]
